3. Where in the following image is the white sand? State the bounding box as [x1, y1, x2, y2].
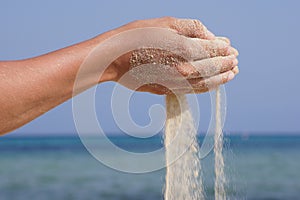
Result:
[214, 87, 226, 200]
[164, 94, 204, 200]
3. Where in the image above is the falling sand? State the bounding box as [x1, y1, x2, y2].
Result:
[214, 87, 226, 200]
[164, 94, 204, 200]
[164, 88, 226, 200]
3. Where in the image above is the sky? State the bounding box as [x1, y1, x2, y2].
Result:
[0, 0, 299, 136]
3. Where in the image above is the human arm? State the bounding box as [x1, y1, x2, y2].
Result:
[0, 17, 239, 135]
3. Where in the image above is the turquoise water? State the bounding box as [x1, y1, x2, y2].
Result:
[0, 134, 300, 200]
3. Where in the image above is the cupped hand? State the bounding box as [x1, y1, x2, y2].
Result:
[107, 17, 239, 95]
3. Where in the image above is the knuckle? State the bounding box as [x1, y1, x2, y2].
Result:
[220, 46, 230, 56]
[225, 46, 231, 55]
[163, 16, 176, 23]
[192, 19, 203, 29]
[229, 59, 234, 67]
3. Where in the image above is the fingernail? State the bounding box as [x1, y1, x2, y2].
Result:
[227, 71, 235, 81]
[232, 58, 239, 66]
[218, 37, 230, 44]
[228, 47, 239, 56]
[232, 66, 240, 74]
[232, 48, 239, 56]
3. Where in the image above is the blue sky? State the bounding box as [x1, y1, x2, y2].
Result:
[1, 0, 299, 135]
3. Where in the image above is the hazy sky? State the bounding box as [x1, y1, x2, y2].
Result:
[1, 0, 299, 135]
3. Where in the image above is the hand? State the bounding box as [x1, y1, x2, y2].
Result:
[106, 17, 239, 95]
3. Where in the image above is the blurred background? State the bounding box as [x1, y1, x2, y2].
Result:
[1, 0, 299, 199]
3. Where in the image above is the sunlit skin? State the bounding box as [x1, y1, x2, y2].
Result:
[0, 17, 239, 135]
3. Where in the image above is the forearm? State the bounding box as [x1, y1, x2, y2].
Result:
[0, 31, 117, 135]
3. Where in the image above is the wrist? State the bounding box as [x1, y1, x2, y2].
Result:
[92, 30, 130, 84]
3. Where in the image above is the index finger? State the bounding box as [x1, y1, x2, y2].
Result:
[170, 18, 215, 40]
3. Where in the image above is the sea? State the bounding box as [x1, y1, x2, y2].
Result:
[0, 134, 300, 200]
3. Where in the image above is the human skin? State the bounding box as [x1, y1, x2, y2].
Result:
[0, 17, 239, 135]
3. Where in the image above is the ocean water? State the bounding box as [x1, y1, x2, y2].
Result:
[0, 134, 300, 200]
